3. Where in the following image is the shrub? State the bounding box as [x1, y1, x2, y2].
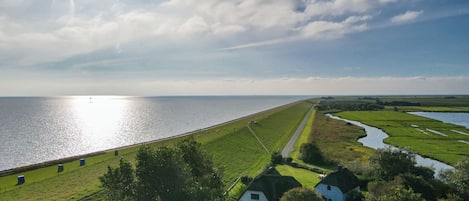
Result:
[299, 143, 324, 165]
[240, 175, 253, 185]
[271, 151, 283, 165]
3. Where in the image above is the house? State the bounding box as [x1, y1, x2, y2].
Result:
[239, 167, 302, 201]
[315, 166, 360, 201]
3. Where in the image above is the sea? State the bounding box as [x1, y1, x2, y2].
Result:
[408, 112, 469, 129]
[0, 96, 308, 171]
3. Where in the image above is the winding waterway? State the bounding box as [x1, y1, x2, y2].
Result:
[326, 114, 453, 174]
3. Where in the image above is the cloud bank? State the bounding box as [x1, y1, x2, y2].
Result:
[0, 0, 402, 67]
[1, 76, 468, 96]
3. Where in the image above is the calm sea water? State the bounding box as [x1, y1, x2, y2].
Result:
[0, 96, 307, 171]
[408, 112, 469, 128]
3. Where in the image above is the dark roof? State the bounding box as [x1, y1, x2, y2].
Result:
[244, 167, 302, 201]
[315, 166, 359, 193]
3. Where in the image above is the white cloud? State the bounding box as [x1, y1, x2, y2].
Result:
[0, 0, 394, 64]
[391, 10, 424, 24]
[300, 17, 369, 40]
[302, 0, 393, 18]
[178, 15, 209, 35]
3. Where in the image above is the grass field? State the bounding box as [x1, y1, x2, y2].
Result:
[308, 112, 374, 167]
[227, 163, 321, 199]
[291, 108, 316, 160]
[336, 111, 469, 165]
[0, 99, 313, 200]
[276, 165, 321, 188]
[204, 100, 312, 184]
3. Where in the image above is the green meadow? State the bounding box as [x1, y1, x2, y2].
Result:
[336, 111, 469, 165]
[309, 112, 374, 166]
[0, 100, 313, 200]
[276, 164, 321, 188]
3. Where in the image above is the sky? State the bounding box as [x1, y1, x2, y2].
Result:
[0, 0, 468, 96]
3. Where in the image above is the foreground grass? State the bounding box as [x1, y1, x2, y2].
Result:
[228, 163, 321, 199]
[309, 112, 374, 166]
[336, 111, 469, 165]
[0, 99, 312, 200]
[276, 165, 321, 188]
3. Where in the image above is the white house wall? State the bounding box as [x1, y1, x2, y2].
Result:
[239, 190, 268, 201]
[315, 184, 345, 201]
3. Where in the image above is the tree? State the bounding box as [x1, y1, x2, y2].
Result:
[395, 173, 437, 201]
[299, 143, 324, 165]
[100, 138, 224, 201]
[279, 187, 323, 201]
[99, 158, 135, 201]
[177, 137, 224, 201]
[370, 148, 416, 181]
[440, 157, 469, 200]
[240, 175, 253, 185]
[135, 146, 192, 201]
[368, 186, 425, 201]
[271, 151, 283, 165]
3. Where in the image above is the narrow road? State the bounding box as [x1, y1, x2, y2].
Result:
[281, 105, 315, 157]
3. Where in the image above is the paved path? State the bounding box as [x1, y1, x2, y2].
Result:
[281, 105, 315, 157]
[247, 123, 270, 153]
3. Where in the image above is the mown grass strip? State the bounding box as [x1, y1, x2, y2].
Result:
[291, 109, 316, 160]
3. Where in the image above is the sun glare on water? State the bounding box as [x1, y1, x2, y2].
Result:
[70, 96, 129, 147]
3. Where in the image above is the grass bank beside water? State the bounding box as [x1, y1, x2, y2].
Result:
[336, 111, 469, 165]
[308, 112, 374, 166]
[0, 99, 313, 200]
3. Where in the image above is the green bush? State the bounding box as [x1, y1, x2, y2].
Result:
[299, 143, 324, 165]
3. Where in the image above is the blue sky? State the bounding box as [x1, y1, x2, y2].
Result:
[0, 0, 468, 96]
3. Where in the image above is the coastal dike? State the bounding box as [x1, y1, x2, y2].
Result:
[0, 99, 314, 201]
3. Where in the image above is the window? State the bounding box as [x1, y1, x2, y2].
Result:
[327, 185, 331, 190]
[251, 193, 260, 200]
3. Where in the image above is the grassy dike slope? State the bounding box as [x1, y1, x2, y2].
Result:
[336, 111, 469, 165]
[0, 100, 312, 201]
[203, 100, 313, 184]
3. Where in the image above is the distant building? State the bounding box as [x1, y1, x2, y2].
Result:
[315, 166, 360, 201]
[239, 167, 301, 201]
